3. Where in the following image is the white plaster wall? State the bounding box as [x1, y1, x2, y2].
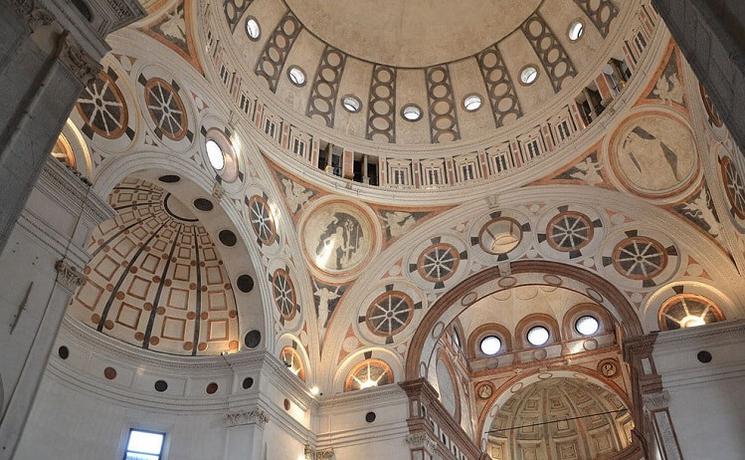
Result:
[652, 320, 745, 460]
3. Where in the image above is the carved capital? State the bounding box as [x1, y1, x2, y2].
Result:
[55, 259, 84, 293]
[58, 35, 102, 86]
[211, 182, 225, 200]
[642, 390, 670, 411]
[11, 0, 55, 32]
[406, 432, 437, 452]
[224, 409, 269, 428]
[304, 445, 335, 460]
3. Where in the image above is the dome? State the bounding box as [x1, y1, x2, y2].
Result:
[207, 0, 627, 147]
[67, 176, 241, 355]
[488, 378, 634, 460]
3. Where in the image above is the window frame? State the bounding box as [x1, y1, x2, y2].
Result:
[123, 428, 167, 460]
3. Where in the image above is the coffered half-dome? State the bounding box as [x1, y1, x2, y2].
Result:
[205, 0, 638, 148]
[488, 378, 633, 459]
[67, 176, 242, 355]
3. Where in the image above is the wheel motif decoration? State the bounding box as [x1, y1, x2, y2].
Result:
[417, 243, 460, 283]
[144, 78, 188, 141]
[271, 269, 296, 321]
[546, 211, 594, 252]
[721, 156, 745, 219]
[76, 72, 128, 139]
[612, 236, 667, 280]
[659, 294, 724, 331]
[344, 359, 394, 392]
[365, 291, 414, 337]
[248, 195, 277, 245]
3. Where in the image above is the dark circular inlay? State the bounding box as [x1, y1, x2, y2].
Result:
[158, 174, 181, 183]
[206, 382, 219, 394]
[283, 398, 291, 410]
[365, 411, 376, 423]
[219, 230, 237, 247]
[154, 379, 168, 392]
[104, 367, 117, 380]
[242, 377, 254, 389]
[697, 350, 713, 363]
[193, 198, 214, 211]
[244, 330, 261, 348]
[237, 274, 254, 293]
[58, 346, 69, 360]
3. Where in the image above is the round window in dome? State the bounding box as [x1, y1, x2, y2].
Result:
[463, 94, 483, 112]
[245, 17, 261, 40]
[568, 20, 585, 41]
[520, 66, 539, 85]
[527, 326, 550, 346]
[205, 139, 225, 171]
[288, 66, 306, 86]
[480, 335, 502, 356]
[342, 95, 362, 113]
[401, 104, 423, 122]
[575, 315, 600, 336]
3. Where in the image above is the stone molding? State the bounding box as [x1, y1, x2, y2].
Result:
[305, 445, 335, 460]
[406, 432, 437, 452]
[54, 259, 85, 293]
[642, 390, 670, 412]
[224, 409, 269, 428]
[58, 33, 102, 85]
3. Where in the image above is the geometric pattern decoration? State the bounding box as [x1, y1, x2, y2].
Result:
[68, 177, 239, 356]
[601, 230, 679, 289]
[476, 45, 523, 128]
[521, 13, 578, 93]
[366, 64, 397, 143]
[306, 45, 347, 128]
[223, 0, 253, 33]
[573, 0, 620, 38]
[76, 69, 132, 141]
[143, 77, 189, 141]
[280, 345, 305, 380]
[254, 11, 303, 92]
[425, 65, 461, 143]
[409, 236, 468, 289]
[364, 290, 415, 339]
[246, 194, 277, 247]
[271, 268, 297, 324]
[537, 206, 604, 260]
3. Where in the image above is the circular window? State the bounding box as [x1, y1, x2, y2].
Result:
[463, 94, 483, 112]
[568, 21, 585, 41]
[479, 218, 522, 254]
[288, 66, 306, 86]
[144, 78, 188, 141]
[520, 66, 539, 85]
[245, 17, 261, 40]
[659, 294, 725, 331]
[271, 269, 297, 321]
[479, 335, 502, 356]
[342, 95, 362, 113]
[401, 104, 423, 122]
[527, 326, 550, 346]
[575, 315, 600, 336]
[205, 139, 225, 171]
[344, 359, 394, 392]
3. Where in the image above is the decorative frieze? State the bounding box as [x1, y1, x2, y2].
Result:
[305, 445, 335, 460]
[224, 408, 269, 428]
[58, 35, 102, 86]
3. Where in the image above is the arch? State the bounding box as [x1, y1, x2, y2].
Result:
[405, 260, 642, 380]
[561, 302, 615, 340]
[514, 313, 561, 349]
[466, 323, 513, 359]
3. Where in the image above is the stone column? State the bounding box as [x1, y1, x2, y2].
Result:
[223, 409, 269, 460]
[0, 158, 114, 459]
[651, 0, 745, 156]
[0, 0, 143, 255]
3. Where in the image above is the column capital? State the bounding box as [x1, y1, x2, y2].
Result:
[224, 408, 269, 428]
[10, 0, 54, 32]
[55, 259, 84, 294]
[642, 390, 670, 412]
[58, 34, 102, 86]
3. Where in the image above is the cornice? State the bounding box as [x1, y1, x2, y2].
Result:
[652, 320, 745, 352]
